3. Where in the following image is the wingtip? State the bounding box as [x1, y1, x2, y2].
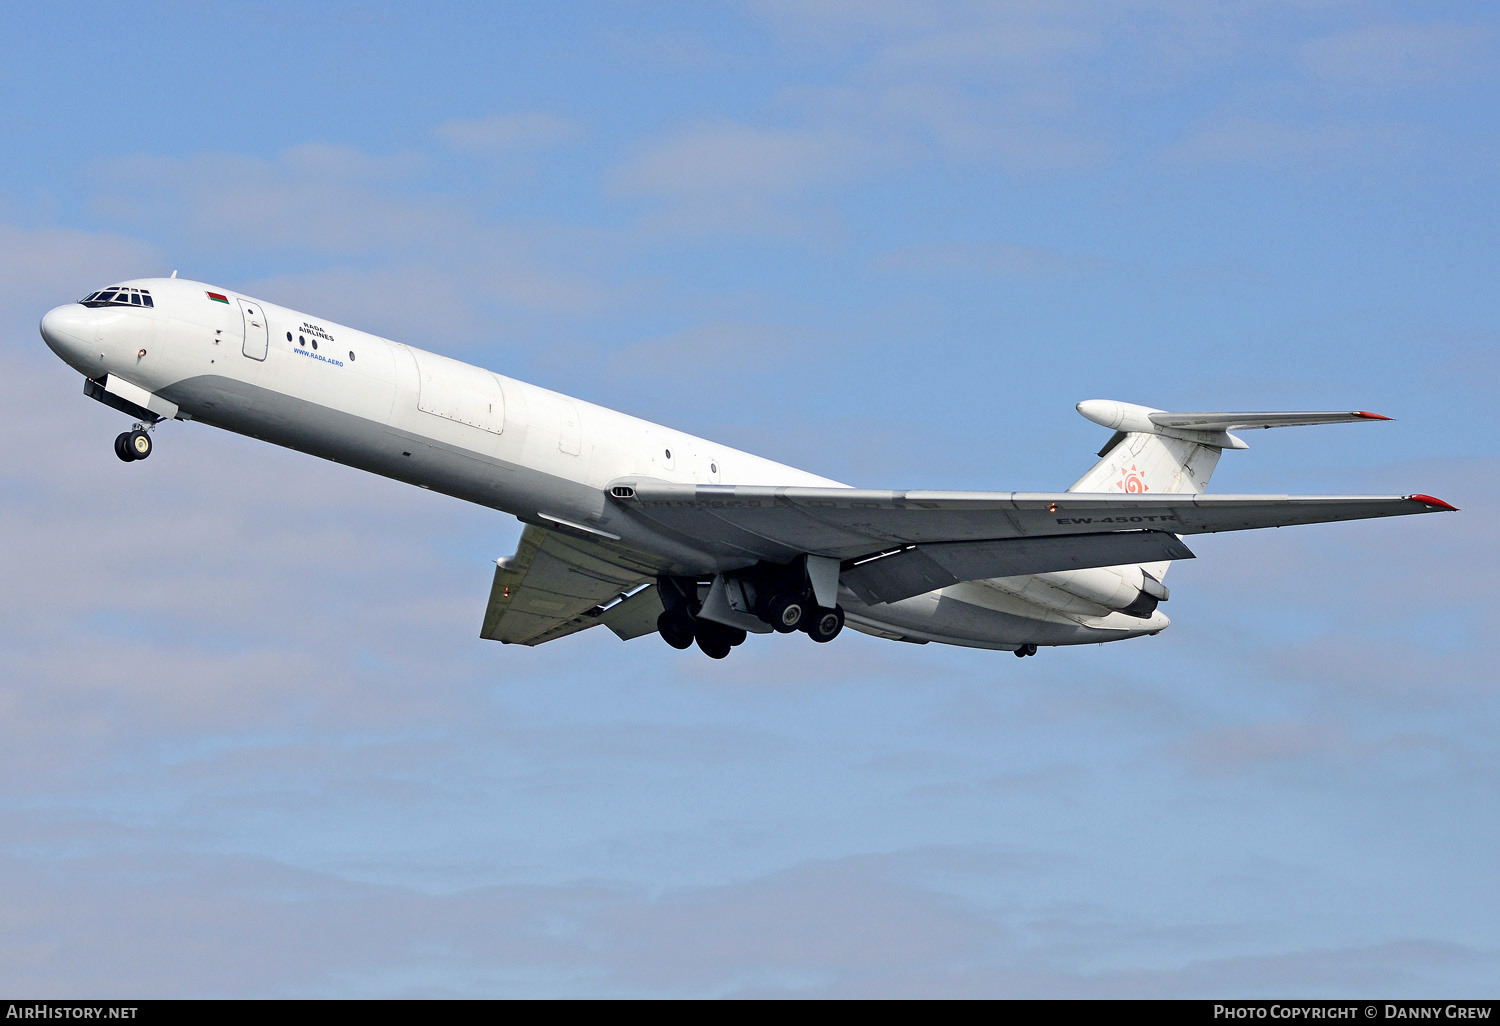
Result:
[1355, 411, 1393, 421]
[1408, 493, 1458, 512]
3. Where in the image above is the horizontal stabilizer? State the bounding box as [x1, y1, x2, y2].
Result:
[1149, 410, 1391, 431]
[1077, 400, 1393, 450]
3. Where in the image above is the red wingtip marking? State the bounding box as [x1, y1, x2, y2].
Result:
[1356, 411, 1393, 420]
[1408, 494, 1458, 511]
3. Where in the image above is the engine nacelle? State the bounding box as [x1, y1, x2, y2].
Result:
[986, 564, 1169, 619]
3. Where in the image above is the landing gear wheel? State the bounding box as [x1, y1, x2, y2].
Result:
[766, 592, 808, 634]
[657, 610, 694, 650]
[1013, 643, 1038, 658]
[128, 430, 152, 460]
[804, 605, 844, 643]
[693, 619, 737, 659]
[114, 433, 135, 462]
[694, 621, 733, 660]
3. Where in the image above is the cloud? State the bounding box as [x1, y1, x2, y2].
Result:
[436, 113, 584, 152]
[615, 124, 855, 198]
[753, 2, 1120, 172]
[1172, 720, 1347, 775]
[853, 82, 1107, 170]
[1161, 117, 1388, 168]
[0, 848, 619, 997]
[596, 321, 804, 394]
[0, 348, 500, 788]
[873, 239, 1095, 278]
[0, 224, 161, 307]
[78, 140, 630, 345]
[91, 148, 449, 256]
[4, 810, 1492, 997]
[1302, 22, 1498, 87]
[603, 30, 741, 71]
[754, 0, 1100, 64]
[753, 5, 1490, 178]
[610, 122, 873, 236]
[590, 851, 1004, 993]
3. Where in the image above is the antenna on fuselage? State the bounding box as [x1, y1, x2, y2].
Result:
[170, 270, 178, 278]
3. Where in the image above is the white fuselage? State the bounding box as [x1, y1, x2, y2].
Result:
[40, 277, 1169, 651]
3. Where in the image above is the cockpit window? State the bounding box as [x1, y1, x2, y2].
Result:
[80, 287, 153, 309]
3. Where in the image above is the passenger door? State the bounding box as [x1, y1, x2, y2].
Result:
[238, 299, 268, 361]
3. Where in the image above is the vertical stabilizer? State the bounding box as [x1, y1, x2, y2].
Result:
[1068, 402, 1225, 582]
[1068, 429, 1222, 496]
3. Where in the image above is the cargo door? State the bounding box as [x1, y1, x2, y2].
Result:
[412, 348, 505, 434]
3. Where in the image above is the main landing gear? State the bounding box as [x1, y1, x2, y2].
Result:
[114, 424, 153, 462]
[656, 571, 845, 659]
[1013, 643, 1038, 658]
[753, 589, 845, 645]
[655, 608, 748, 660]
[804, 605, 845, 644]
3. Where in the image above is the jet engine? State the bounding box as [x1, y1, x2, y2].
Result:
[985, 564, 1169, 619]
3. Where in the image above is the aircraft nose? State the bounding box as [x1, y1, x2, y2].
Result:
[40, 304, 96, 368]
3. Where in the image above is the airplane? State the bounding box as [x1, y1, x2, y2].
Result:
[39, 276, 1456, 660]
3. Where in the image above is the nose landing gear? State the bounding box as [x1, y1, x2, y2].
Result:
[1013, 643, 1038, 658]
[113, 424, 153, 462]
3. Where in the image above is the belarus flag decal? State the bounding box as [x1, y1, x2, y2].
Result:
[206, 292, 230, 304]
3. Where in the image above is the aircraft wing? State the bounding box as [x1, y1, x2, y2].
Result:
[480, 524, 658, 645]
[608, 480, 1456, 567]
[841, 530, 1196, 606]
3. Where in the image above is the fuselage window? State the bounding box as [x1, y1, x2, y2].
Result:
[348, 351, 355, 362]
[311, 339, 318, 350]
[286, 332, 293, 342]
[298, 335, 305, 346]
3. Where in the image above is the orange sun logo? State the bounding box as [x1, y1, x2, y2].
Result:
[1117, 464, 1149, 493]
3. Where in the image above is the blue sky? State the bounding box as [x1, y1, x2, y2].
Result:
[1, 0, 1496, 997]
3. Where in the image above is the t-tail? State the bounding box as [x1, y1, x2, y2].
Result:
[1067, 400, 1397, 580]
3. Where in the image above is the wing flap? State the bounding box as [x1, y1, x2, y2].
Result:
[481, 525, 655, 646]
[843, 531, 1195, 606]
[599, 584, 667, 641]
